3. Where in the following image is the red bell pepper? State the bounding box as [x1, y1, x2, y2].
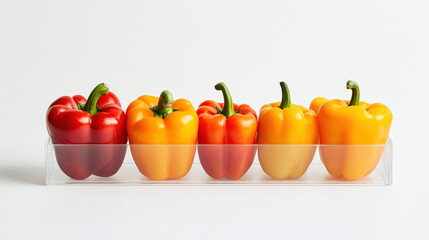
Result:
[46, 83, 127, 180]
[197, 82, 258, 180]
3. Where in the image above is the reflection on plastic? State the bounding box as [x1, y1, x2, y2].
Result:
[198, 145, 257, 180]
[54, 144, 127, 180]
[130, 145, 196, 180]
[319, 144, 386, 181]
[45, 139, 393, 185]
[258, 145, 317, 179]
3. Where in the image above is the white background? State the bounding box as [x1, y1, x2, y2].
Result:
[1, 0, 428, 239]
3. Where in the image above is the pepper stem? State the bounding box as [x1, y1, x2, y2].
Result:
[82, 83, 109, 116]
[215, 82, 234, 118]
[278, 81, 291, 109]
[157, 90, 174, 114]
[347, 80, 360, 106]
[150, 90, 176, 118]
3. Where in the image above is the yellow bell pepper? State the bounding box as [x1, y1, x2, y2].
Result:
[309, 97, 328, 113]
[257, 82, 319, 179]
[126, 90, 198, 180]
[316, 81, 393, 180]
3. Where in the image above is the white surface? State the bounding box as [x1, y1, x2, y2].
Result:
[0, 0, 428, 239]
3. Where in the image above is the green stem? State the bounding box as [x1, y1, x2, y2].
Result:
[82, 83, 109, 116]
[158, 90, 174, 114]
[150, 90, 176, 118]
[347, 80, 360, 106]
[278, 81, 291, 109]
[215, 82, 234, 118]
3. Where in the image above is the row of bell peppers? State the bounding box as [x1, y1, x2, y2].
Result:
[46, 81, 392, 181]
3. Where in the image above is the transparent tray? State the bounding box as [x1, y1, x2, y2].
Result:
[45, 138, 392, 185]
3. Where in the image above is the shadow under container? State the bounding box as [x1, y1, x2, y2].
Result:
[45, 138, 393, 185]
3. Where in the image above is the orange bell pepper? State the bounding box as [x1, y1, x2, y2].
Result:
[126, 90, 198, 180]
[257, 82, 319, 179]
[316, 81, 393, 180]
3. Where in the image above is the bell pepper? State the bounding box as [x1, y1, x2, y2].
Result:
[46, 83, 127, 180]
[309, 97, 329, 113]
[197, 82, 258, 180]
[257, 82, 319, 179]
[317, 80, 393, 180]
[126, 90, 198, 180]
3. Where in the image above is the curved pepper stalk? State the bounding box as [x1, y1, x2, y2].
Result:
[150, 90, 177, 119]
[278, 81, 292, 109]
[347, 80, 360, 106]
[80, 83, 110, 116]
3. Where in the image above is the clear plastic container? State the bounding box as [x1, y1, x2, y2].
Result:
[45, 138, 392, 185]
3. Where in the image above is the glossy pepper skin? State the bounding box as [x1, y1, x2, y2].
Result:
[46, 83, 127, 180]
[257, 82, 319, 179]
[127, 91, 198, 180]
[310, 97, 370, 113]
[317, 81, 393, 180]
[197, 82, 258, 180]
